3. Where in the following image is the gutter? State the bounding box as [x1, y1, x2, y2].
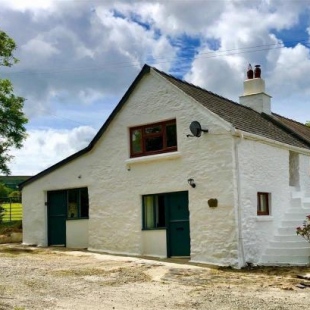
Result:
[231, 128, 310, 156]
[232, 128, 245, 268]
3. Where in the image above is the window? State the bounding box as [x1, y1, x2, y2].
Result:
[67, 187, 89, 219]
[257, 192, 270, 215]
[142, 194, 166, 229]
[130, 120, 177, 157]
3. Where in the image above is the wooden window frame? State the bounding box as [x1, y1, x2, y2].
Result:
[130, 119, 177, 158]
[257, 192, 270, 216]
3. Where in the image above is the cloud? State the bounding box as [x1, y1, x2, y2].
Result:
[9, 126, 97, 175]
[1, 2, 177, 123]
[21, 36, 60, 58]
[2, 0, 310, 175]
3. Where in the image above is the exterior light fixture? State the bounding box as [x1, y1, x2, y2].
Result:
[188, 178, 196, 188]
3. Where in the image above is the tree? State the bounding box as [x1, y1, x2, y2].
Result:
[0, 30, 27, 175]
[0, 183, 10, 198]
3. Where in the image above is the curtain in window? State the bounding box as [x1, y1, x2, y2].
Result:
[144, 196, 154, 229]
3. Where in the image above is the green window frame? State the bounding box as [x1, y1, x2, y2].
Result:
[67, 187, 89, 219]
[130, 119, 177, 157]
[142, 194, 166, 229]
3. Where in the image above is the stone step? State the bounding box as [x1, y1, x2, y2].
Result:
[286, 207, 309, 214]
[264, 247, 310, 256]
[283, 211, 309, 220]
[302, 202, 310, 209]
[282, 216, 307, 223]
[280, 220, 306, 227]
[278, 227, 299, 235]
[302, 197, 310, 203]
[269, 241, 310, 248]
[291, 191, 304, 199]
[260, 255, 310, 265]
[290, 198, 302, 208]
[273, 235, 303, 242]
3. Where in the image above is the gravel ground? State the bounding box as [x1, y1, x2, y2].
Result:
[0, 244, 309, 310]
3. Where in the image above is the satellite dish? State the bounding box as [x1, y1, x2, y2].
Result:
[189, 121, 208, 137]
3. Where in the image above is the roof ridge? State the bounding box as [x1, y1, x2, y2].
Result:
[263, 113, 310, 148]
[151, 66, 238, 103]
[272, 112, 309, 128]
[151, 65, 259, 114]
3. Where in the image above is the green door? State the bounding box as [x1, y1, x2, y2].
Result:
[167, 191, 190, 257]
[47, 190, 67, 246]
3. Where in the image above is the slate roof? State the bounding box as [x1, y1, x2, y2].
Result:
[154, 67, 310, 149]
[20, 64, 310, 188]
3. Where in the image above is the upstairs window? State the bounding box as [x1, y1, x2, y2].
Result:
[130, 119, 177, 157]
[257, 192, 270, 216]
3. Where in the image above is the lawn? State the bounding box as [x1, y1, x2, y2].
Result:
[1, 203, 22, 222]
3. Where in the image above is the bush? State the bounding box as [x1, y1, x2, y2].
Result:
[296, 215, 310, 243]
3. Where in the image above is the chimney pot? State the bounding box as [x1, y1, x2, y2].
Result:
[247, 64, 254, 79]
[254, 65, 261, 78]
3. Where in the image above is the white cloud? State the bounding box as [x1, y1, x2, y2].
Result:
[3, 0, 310, 175]
[1, 0, 55, 11]
[8, 126, 97, 175]
[21, 36, 59, 58]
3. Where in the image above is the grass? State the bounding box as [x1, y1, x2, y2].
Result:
[1, 203, 22, 221]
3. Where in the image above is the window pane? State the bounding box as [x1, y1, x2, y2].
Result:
[68, 190, 79, 218]
[145, 136, 163, 152]
[145, 125, 162, 134]
[156, 195, 165, 227]
[166, 123, 177, 147]
[257, 193, 269, 215]
[144, 196, 155, 229]
[130, 120, 177, 158]
[131, 129, 142, 154]
[80, 188, 89, 218]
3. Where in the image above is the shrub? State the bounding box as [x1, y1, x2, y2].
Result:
[296, 215, 310, 243]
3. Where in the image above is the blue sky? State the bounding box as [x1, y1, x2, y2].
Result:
[2, 0, 310, 175]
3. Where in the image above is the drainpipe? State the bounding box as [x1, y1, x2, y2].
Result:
[232, 128, 246, 268]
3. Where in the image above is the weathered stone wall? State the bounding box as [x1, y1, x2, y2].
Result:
[237, 139, 291, 264]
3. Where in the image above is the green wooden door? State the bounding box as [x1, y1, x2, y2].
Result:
[47, 190, 67, 246]
[167, 191, 190, 257]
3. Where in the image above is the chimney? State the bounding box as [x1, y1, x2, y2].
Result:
[239, 64, 271, 114]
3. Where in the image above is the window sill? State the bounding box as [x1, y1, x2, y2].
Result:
[67, 217, 89, 221]
[255, 216, 273, 222]
[142, 228, 166, 231]
[126, 151, 181, 168]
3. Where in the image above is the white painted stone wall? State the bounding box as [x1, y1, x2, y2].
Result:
[66, 219, 89, 248]
[22, 154, 92, 247]
[298, 154, 310, 194]
[237, 138, 291, 264]
[22, 69, 239, 266]
[142, 230, 166, 257]
[86, 71, 239, 266]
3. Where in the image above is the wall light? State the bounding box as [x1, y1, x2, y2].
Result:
[187, 178, 196, 188]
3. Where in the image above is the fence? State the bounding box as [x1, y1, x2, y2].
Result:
[0, 197, 22, 223]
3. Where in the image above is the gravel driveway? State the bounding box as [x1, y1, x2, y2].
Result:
[0, 244, 309, 310]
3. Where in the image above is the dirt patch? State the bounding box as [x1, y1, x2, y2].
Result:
[0, 244, 309, 310]
[0, 221, 23, 244]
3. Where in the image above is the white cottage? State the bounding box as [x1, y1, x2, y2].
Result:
[20, 64, 310, 267]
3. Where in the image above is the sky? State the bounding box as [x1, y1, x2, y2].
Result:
[2, 0, 310, 175]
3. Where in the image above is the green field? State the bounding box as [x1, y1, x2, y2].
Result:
[1, 203, 22, 221]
